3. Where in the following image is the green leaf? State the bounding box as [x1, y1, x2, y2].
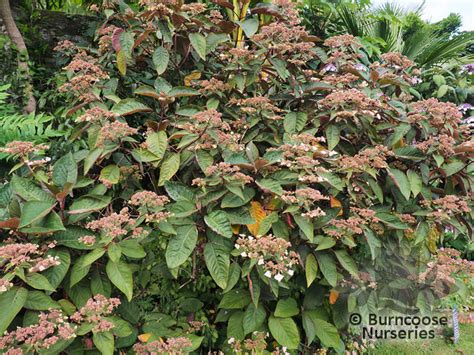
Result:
[221, 187, 255, 208]
[70, 257, 91, 287]
[90, 269, 112, 298]
[84, 148, 103, 175]
[268, 315, 300, 349]
[218, 290, 251, 309]
[52, 153, 78, 187]
[153, 46, 170, 75]
[284, 112, 307, 134]
[69, 195, 111, 215]
[24, 290, 60, 310]
[326, 124, 340, 150]
[11, 175, 55, 202]
[256, 179, 283, 196]
[293, 214, 314, 242]
[100, 165, 120, 186]
[119, 240, 146, 259]
[189, 32, 207, 60]
[43, 248, 70, 289]
[25, 273, 55, 291]
[407, 170, 422, 197]
[106, 260, 134, 301]
[275, 298, 299, 318]
[388, 168, 411, 200]
[165, 224, 198, 269]
[147, 131, 168, 160]
[204, 210, 233, 238]
[303, 312, 340, 349]
[93, 331, 114, 355]
[305, 254, 318, 287]
[112, 99, 152, 116]
[108, 243, 122, 262]
[158, 153, 180, 186]
[313, 318, 341, 349]
[315, 253, 337, 287]
[19, 201, 55, 228]
[0, 287, 28, 333]
[204, 238, 230, 289]
[239, 17, 259, 37]
[227, 311, 245, 341]
[54, 227, 97, 250]
[334, 250, 358, 278]
[443, 160, 465, 176]
[243, 304, 266, 335]
[376, 212, 409, 230]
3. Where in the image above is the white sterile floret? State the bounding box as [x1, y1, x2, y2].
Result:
[274, 273, 284, 282]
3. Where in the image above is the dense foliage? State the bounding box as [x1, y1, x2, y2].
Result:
[0, 0, 473, 354]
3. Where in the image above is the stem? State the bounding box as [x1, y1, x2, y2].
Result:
[0, 0, 36, 113]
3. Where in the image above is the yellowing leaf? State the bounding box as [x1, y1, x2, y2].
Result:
[138, 333, 151, 342]
[184, 71, 201, 86]
[265, 198, 279, 211]
[330, 196, 343, 216]
[427, 225, 440, 254]
[329, 289, 339, 305]
[117, 50, 126, 76]
[246, 201, 266, 236]
[232, 225, 241, 234]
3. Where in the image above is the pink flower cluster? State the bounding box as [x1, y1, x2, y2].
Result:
[133, 337, 192, 354]
[0, 141, 49, 157]
[411, 98, 462, 130]
[428, 195, 471, 220]
[0, 309, 76, 353]
[70, 294, 120, 333]
[338, 145, 392, 171]
[86, 208, 135, 239]
[417, 248, 473, 297]
[235, 234, 299, 282]
[130, 191, 170, 209]
[96, 121, 138, 148]
[0, 243, 59, 273]
[200, 162, 254, 185]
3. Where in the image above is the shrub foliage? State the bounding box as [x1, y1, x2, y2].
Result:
[0, 1, 472, 353]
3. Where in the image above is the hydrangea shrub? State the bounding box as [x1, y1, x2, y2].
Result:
[0, 1, 473, 353]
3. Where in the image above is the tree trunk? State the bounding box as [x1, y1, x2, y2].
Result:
[0, 0, 36, 113]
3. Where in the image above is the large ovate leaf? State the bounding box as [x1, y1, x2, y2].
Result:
[19, 201, 55, 228]
[52, 152, 77, 188]
[268, 315, 300, 349]
[165, 224, 198, 269]
[189, 32, 207, 60]
[158, 153, 180, 186]
[153, 46, 170, 75]
[0, 287, 28, 333]
[100, 165, 120, 186]
[205, 210, 233, 238]
[112, 99, 152, 116]
[204, 237, 230, 289]
[388, 168, 411, 200]
[106, 260, 134, 301]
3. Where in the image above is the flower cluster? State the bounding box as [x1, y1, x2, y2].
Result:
[197, 162, 254, 185]
[428, 195, 471, 220]
[0, 141, 49, 157]
[70, 294, 120, 332]
[0, 309, 76, 353]
[76, 106, 116, 123]
[319, 89, 381, 121]
[338, 145, 392, 171]
[417, 248, 473, 297]
[133, 337, 192, 354]
[96, 121, 138, 149]
[86, 208, 135, 239]
[59, 52, 109, 102]
[410, 98, 462, 130]
[0, 279, 13, 293]
[0, 243, 59, 273]
[327, 216, 366, 238]
[130, 191, 169, 209]
[235, 234, 299, 282]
